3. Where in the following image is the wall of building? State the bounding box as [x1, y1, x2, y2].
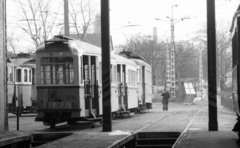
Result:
[0, 0, 7, 132]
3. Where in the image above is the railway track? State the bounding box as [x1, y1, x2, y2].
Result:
[108, 106, 203, 148]
[7, 103, 209, 148]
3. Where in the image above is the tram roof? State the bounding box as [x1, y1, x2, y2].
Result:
[131, 58, 151, 69]
[114, 54, 137, 66]
[9, 58, 35, 67]
[230, 11, 240, 38]
[118, 51, 151, 69]
[36, 35, 102, 55]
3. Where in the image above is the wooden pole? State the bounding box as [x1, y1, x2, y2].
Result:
[101, 0, 112, 132]
[207, 0, 218, 131]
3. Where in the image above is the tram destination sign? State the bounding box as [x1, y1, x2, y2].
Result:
[48, 102, 72, 109]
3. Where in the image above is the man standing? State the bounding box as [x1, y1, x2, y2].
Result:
[161, 89, 170, 111]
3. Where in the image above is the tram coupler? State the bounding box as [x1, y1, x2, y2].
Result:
[232, 111, 240, 144]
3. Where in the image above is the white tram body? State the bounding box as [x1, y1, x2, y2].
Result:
[119, 51, 153, 109]
[114, 54, 138, 112]
[133, 59, 153, 107]
[7, 56, 37, 114]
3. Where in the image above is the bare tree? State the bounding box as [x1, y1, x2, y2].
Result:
[15, 0, 60, 49]
[69, 0, 97, 39]
[119, 36, 167, 86]
[120, 36, 200, 87]
[193, 21, 232, 87]
[69, 0, 98, 39]
[7, 31, 19, 55]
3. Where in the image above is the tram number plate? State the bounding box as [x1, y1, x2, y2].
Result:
[48, 102, 72, 109]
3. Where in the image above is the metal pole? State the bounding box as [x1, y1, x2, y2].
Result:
[17, 107, 19, 131]
[166, 43, 171, 91]
[207, 0, 218, 131]
[101, 0, 112, 132]
[170, 14, 176, 100]
[64, 0, 69, 36]
[0, 0, 7, 132]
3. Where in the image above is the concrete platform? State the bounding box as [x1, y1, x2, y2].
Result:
[36, 102, 239, 148]
[175, 131, 239, 148]
[0, 131, 31, 147]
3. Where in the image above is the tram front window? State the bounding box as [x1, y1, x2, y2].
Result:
[40, 57, 74, 85]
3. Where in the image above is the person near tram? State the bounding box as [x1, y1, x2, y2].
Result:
[161, 89, 170, 111]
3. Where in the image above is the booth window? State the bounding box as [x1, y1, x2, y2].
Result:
[184, 83, 195, 94]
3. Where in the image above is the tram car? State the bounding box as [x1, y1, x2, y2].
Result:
[114, 54, 138, 114]
[7, 53, 37, 115]
[34, 35, 153, 128]
[228, 7, 240, 113]
[119, 51, 153, 110]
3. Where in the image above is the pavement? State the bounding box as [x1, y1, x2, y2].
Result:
[174, 98, 240, 148]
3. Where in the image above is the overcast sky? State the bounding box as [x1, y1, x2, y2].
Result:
[6, 0, 239, 51]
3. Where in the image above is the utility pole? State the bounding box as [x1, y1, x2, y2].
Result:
[156, 5, 189, 100]
[169, 5, 176, 100]
[64, 0, 69, 36]
[166, 43, 171, 91]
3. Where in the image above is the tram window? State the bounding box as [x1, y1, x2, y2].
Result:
[32, 69, 35, 84]
[99, 62, 102, 84]
[110, 65, 112, 83]
[139, 69, 142, 82]
[8, 67, 13, 82]
[29, 70, 32, 82]
[40, 57, 74, 85]
[24, 69, 28, 82]
[16, 69, 21, 82]
[114, 66, 117, 84]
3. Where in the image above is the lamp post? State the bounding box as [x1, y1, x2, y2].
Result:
[155, 5, 189, 100]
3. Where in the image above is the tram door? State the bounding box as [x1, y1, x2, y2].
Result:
[141, 66, 146, 106]
[117, 64, 127, 111]
[83, 55, 99, 117]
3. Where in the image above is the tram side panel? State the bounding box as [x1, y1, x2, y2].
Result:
[126, 65, 138, 111]
[137, 66, 144, 106]
[98, 61, 119, 115]
[7, 65, 37, 114]
[230, 15, 240, 113]
[145, 68, 153, 108]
